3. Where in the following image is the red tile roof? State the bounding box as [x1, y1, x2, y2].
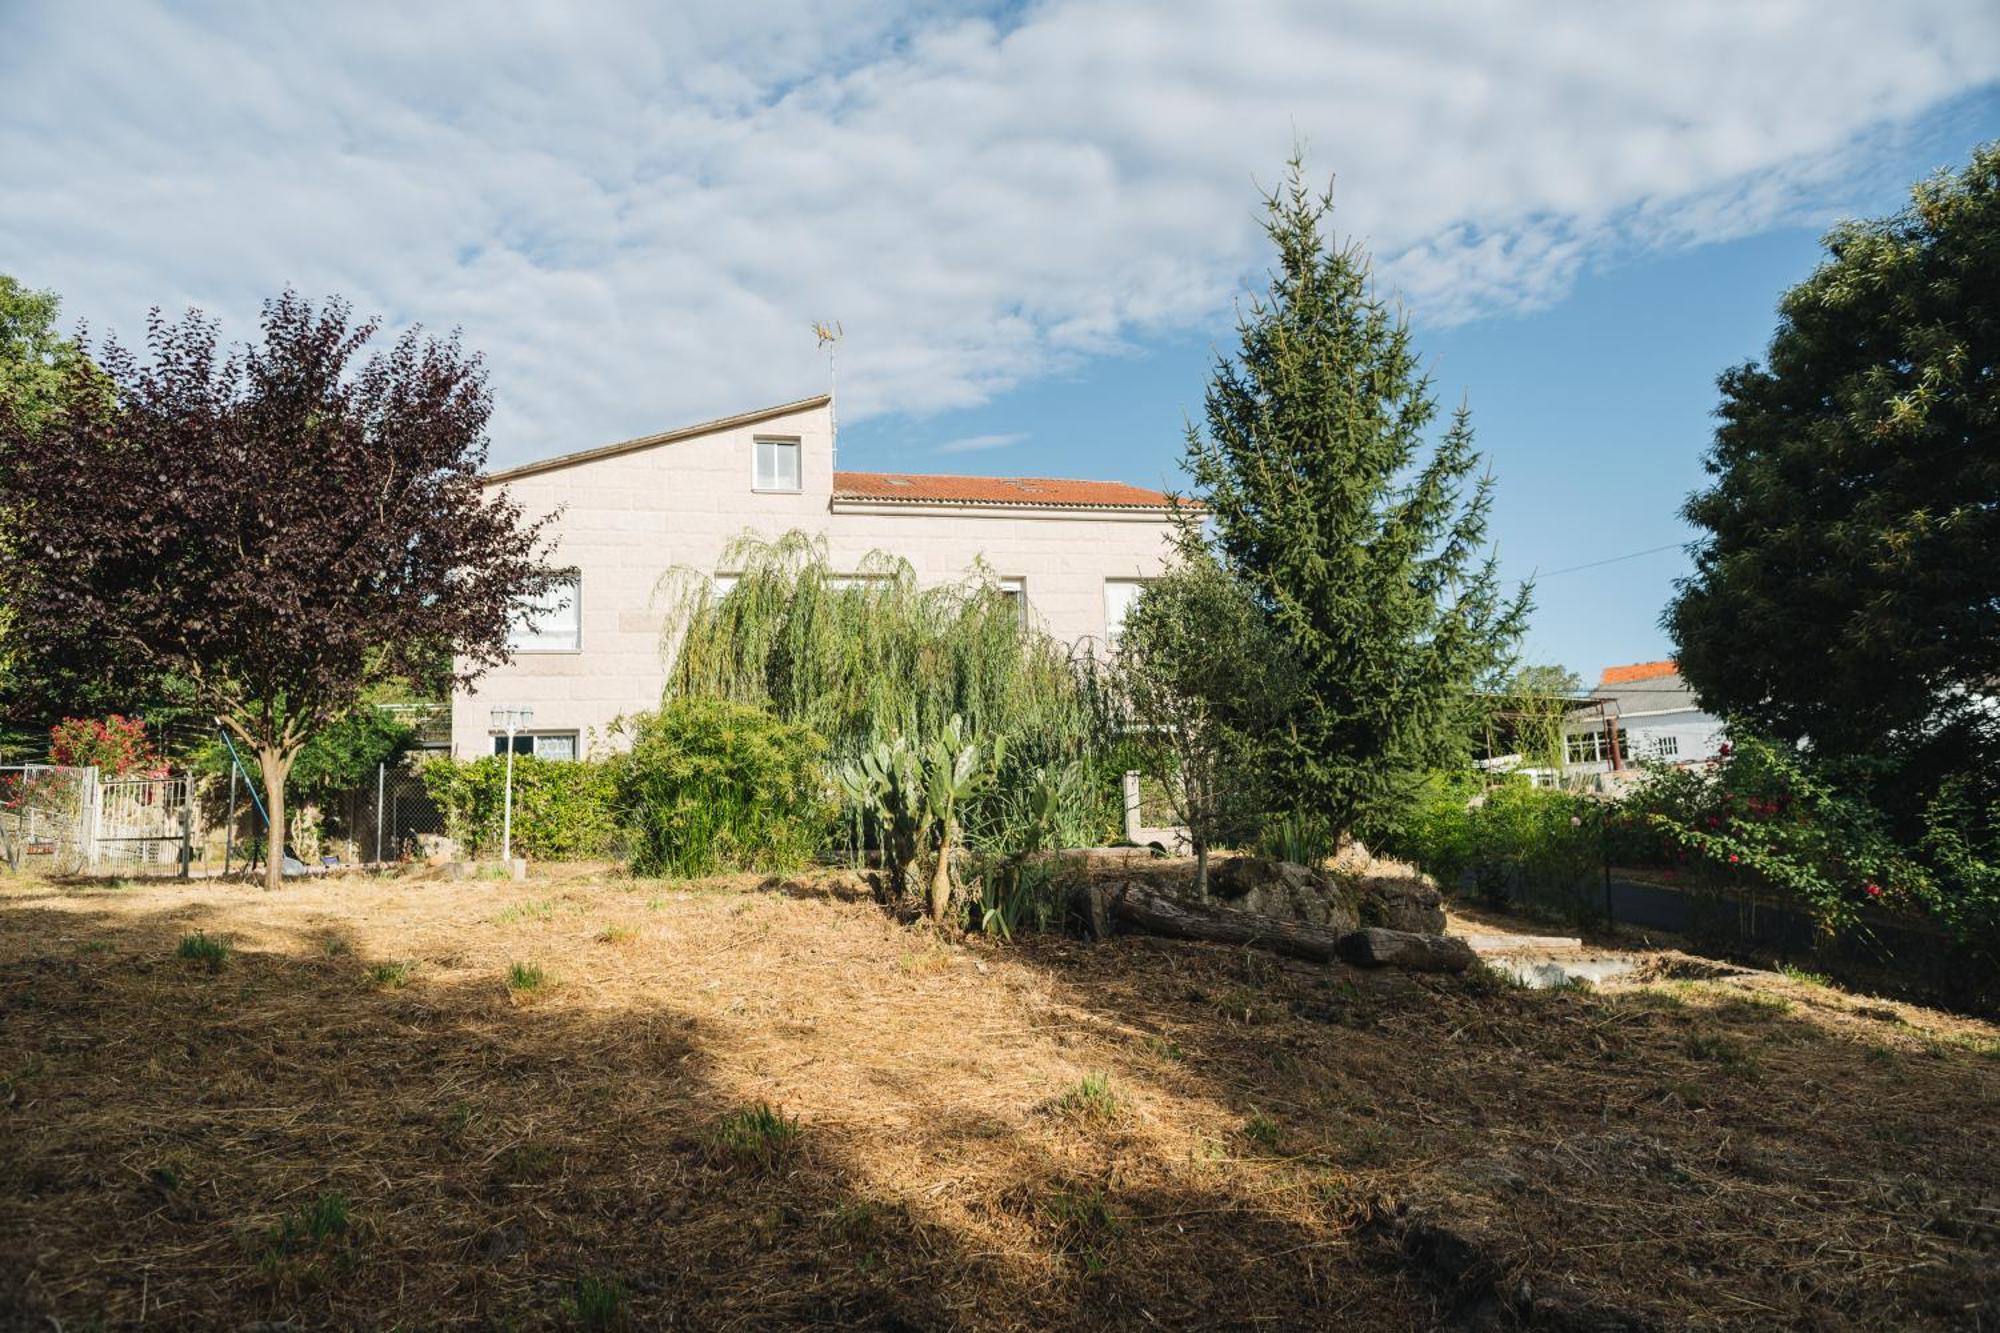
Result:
[833, 471, 1181, 509]
[1599, 659, 1679, 686]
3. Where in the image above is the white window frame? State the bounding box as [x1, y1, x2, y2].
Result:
[998, 576, 1026, 625]
[753, 436, 802, 493]
[508, 573, 582, 653]
[1103, 578, 1148, 644]
[492, 731, 581, 761]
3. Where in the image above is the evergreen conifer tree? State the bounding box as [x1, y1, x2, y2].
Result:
[1184, 158, 1528, 837]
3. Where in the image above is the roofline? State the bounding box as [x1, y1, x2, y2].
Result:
[484, 394, 832, 485]
[830, 491, 1189, 511]
[828, 496, 1185, 519]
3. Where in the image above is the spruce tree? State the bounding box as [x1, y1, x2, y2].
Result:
[1184, 159, 1528, 838]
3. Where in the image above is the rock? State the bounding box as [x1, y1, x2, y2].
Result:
[1336, 927, 1477, 973]
[1208, 857, 1360, 934]
[1356, 872, 1447, 934]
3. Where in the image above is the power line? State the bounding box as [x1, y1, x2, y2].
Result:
[1533, 541, 1687, 579]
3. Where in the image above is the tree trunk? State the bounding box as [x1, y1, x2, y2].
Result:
[1106, 882, 1348, 963]
[1192, 838, 1210, 900]
[257, 746, 294, 892]
[928, 818, 954, 922]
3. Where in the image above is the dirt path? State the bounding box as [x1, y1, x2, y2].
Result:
[1, 867, 1995, 1329]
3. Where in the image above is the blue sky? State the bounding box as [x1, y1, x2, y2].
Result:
[845, 87, 1998, 683]
[4, 3, 1997, 683]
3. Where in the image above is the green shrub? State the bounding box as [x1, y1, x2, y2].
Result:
[1381, 773, 1598, 916]
[421, 754, 619, 861]
[613, 698, 832, 877]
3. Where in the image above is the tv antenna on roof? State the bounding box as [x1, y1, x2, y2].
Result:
[812, 319, 843, 465]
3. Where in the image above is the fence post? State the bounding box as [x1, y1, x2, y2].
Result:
[224, 765, 238, 875]
[81, 765, 100, 870]
[375, 761, 386, 864]
[179, 768, 194, 879]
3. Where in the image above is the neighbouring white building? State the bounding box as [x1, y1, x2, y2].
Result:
[1559, 659, 1727, 779]
[449, 394, 1182, 759]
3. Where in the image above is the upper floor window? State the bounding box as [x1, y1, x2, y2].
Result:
[508, 574, 581, 652]
[754, 437, 801, 492]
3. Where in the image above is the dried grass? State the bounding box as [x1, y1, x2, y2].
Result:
[0, 865, 1994, 1328]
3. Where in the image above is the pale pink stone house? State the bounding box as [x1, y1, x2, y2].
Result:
[450, 395, 1181, 758]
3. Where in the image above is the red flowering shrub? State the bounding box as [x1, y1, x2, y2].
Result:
[48, 715, 166, 778]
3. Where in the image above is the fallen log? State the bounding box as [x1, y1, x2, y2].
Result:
[1092, 882, 1477, 973]
[1336, 926, 1477, 973]
[1103, 882, 1348, 963]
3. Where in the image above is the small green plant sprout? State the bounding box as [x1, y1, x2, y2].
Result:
[569, 1274, 628, 1331]
[1143, 1035, 1185, 1063]
[494, 898, 556, 925]
[705, 1102, 802, 1169]
[366, 961, 412, 989]
[1051, 1072, 1119, 1123]
[595, 924, 638, 945]
[1682, 1031, 1757, 1070]
[1779, 964, 1831, 988]
[506, 962, 548, 995]
[1242, 1110, 1281, 1149]
[177, 930, 231, 972]
[259, 1190, 357, 1278]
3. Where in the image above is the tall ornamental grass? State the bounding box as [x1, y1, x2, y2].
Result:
[658, 531, 1120, 853]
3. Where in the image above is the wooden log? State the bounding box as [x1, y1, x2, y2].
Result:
[1336, 927, 1477, 973]
[1106, 882, 1348, 964]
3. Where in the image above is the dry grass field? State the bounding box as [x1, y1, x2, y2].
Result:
[0, 866, 1995, 1330]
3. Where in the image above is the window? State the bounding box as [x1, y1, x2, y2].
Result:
[1103, 579, 1147, 643]
[1564, 727, 1630, 765]
[997, 577, 1026, 624]
[492, 732, 579, 761]
[1650, 734, 1680, 759]
[507, 574, 581, 652]
[754, 437, 801, 492]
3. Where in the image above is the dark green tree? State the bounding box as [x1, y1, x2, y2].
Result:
[1115, 553, 1296, 895]
[1183, 159, 1529, 838]
[1668, 144, 2000, 789]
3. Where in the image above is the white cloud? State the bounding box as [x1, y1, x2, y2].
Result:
[2, 0, 1995, 467]
[933, 432, 1027, 455]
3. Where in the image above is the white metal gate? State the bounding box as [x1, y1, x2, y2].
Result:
[94, 773, 194, 871]
[0, 764, 97, 874]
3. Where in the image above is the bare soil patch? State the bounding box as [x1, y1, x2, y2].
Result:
[1, 868, 1995, 1329]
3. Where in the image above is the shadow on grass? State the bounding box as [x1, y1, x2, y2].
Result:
[0, 887, 1390, 1329]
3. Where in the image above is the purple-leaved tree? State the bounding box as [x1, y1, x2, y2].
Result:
[0, 292, 559, 888]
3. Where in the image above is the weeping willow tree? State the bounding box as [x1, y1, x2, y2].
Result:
[657, 531, 1118, 859]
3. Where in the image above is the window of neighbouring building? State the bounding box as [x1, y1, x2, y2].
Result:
[507, 574, 581, 652]
[492, 732, 580, 760]
[754, 436, 802, 492]
[1103, 578, 1146, 643]
[1650, 734, 1680, 759]
[1565, 727, 1631, 765]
